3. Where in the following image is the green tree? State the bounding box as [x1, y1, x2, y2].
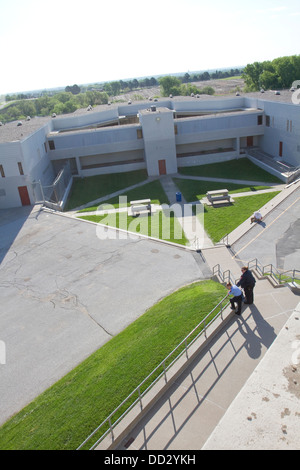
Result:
[273, 56, 295, 88]
[159, 76, 182, 96]
[260, 70, 280, 90]
[242, 62, 263, 90]
[110, 81, 121, 95]
[53, 101, 65, 115]
[63, 100, 77, 114]
[65, 84, 81, 94]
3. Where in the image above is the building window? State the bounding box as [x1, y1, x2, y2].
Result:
[18, 162, 24, 175]
[0, 164, 5, 178]
[257, 115, 263, 125]
[174, 124, 178, 134]
[44, 142, 48, 153]
[266, 115, 270, 127]
[48, 140, 55, 150]
[137, 129, 143, 139]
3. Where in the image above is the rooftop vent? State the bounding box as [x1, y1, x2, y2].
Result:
[151, 105, 156, 112]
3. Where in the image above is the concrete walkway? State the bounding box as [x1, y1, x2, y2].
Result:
[158, 175, 213, 249]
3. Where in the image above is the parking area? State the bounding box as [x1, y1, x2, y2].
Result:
[0, 206, 207, 425]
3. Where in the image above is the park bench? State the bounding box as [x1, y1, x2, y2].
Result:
[206, 189, 231, 204]
[129, 199, 151, 216]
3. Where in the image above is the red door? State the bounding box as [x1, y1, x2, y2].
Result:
[279, 141, 283, 157]
[18, 186, 31, 206]
[247, 136, 253, 147]
[158, 159, 167, 175]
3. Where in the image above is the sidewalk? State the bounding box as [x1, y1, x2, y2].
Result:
[159, 175, 213, 249]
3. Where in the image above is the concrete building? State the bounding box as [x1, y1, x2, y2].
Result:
[0, 94, 299, 209]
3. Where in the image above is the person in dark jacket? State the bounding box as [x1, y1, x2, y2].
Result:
[237, 266, 256, 304]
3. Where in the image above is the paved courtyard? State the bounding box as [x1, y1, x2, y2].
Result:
[0, 206, 207, 425]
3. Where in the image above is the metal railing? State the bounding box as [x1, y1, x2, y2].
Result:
[247, 149, 300, 183]
[247, 258, 300, 285]
[212, 264, 237, 285]
[77, 294, 230, 450]
[217, 233, 230, 247]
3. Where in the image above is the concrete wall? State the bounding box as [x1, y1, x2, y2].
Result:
[0, 141, 27, 208]
[245, 98, 300, 166]
[139, 107, 177, 176]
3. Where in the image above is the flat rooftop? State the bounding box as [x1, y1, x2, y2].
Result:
[0, 89, 296, 144]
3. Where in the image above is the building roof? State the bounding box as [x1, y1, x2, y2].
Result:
[0, 90, 296, 144]
[0, 116, 51, 144]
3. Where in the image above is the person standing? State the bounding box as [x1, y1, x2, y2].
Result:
[226, 282, 243, 315]
[237, 266, 256, 304]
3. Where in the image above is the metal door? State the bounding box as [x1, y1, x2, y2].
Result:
[158, 159, 167, 175]
[18, 186, 31, 206]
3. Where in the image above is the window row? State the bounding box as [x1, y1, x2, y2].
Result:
[0, 162, 24, 178]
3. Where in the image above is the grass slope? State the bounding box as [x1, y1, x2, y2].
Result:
[0, 281, 227, 450]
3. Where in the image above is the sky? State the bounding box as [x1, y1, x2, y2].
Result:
[0, 0, 299, 95]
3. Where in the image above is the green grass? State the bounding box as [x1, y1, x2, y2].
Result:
[173, 178, 271, 203]
[64, 170, 148, 211]
[78, 179, 170, 212]
[202, 192, 280, 242]
[178, 158, 282, 183]
[78, 179, 189, 246]
[80, 210, 189, 246]
[0, 280, 227, 450]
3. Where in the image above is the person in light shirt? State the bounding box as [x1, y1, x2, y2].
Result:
[226, 282, 242, 315]
[251, 210, 263, 223]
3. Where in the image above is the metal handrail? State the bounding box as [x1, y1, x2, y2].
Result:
[213, 264, 236, 285]
[247, 258, 300, 284]
[77, 294, 230, 450]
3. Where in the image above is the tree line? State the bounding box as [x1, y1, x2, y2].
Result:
[1, 68, 243, 123]
[158, 76, 215, 97]
[0, 91, 109, 123]
[242, 55, 300, 91]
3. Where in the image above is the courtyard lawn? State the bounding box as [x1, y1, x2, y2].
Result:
[201, 191, 280, 243]
[78, 179, 170, 212]
[0, 280, 227, 450]
[78, 179, 190, 246]
[80, 209, 189, 246]
[173, 177, 272, 203]
[64, 170, 148, 211]
[178, 158, 282, 183]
